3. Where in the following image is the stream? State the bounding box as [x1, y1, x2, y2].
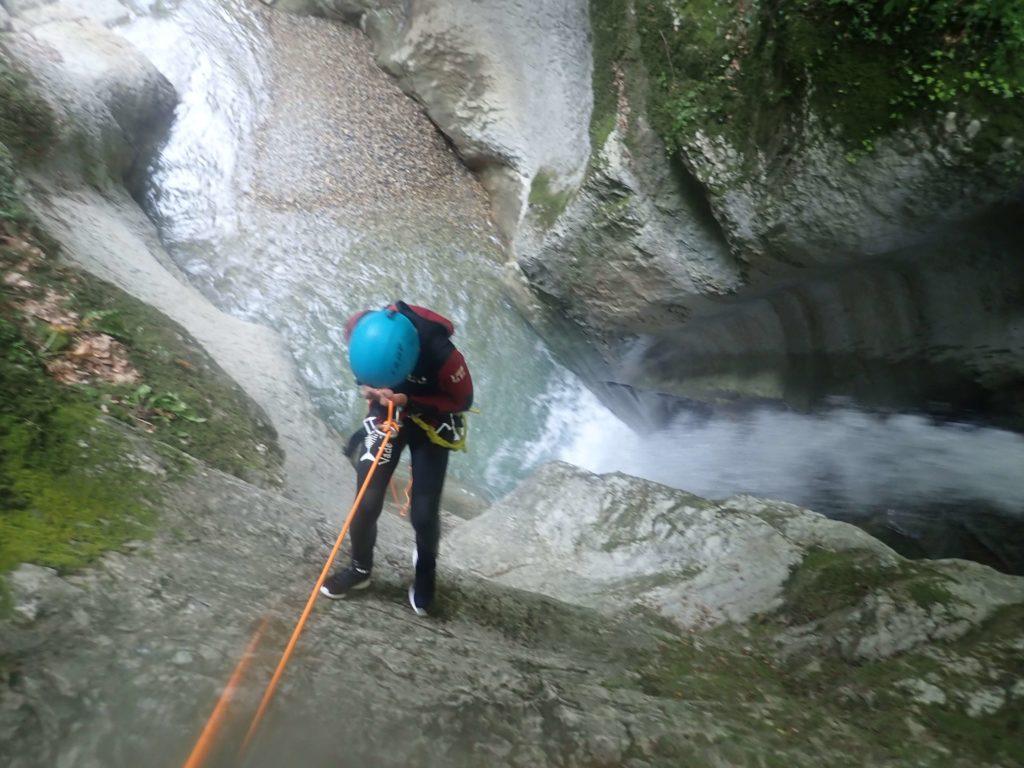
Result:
[117, 0, 1024, 573]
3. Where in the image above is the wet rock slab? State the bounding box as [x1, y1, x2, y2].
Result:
[4, 458, 1023, 767]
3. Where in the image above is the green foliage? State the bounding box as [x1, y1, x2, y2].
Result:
[0, 143, 28, 227]
[12, 247, 285, 482]
[589, 0, 632, 149]
[0, 317, 157, 573]
[0, 54, 55, 159]
[1, 224, 283, 575]
[127, 384, 208, 424]
[631, 0, 1024, 156]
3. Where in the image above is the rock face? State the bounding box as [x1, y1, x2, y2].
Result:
[1, 0, 352, 513]
[518, 123, 742, 337]
[449, 463, 1024, 659]
[3, 0, 175, 191]
[516, 0, 1024, 425]
[4, 457, 1024, 767]
[288, 0, 1024, 426]
[278, 0, 593, 237]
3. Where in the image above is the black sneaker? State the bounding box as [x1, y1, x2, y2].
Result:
[408, 549, 434, 616]
[320, 564, 371, 599]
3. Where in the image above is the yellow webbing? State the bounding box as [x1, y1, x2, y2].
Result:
[408, 412, 468, 451]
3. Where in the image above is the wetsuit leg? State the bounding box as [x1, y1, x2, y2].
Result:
[347, 418, 405, 570]
[407, 424, 450, 575]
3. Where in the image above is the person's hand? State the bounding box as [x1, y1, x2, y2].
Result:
[375, 388, 408, 408]
[360, 386, 406, 407]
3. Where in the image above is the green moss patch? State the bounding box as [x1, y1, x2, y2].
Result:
[527, 170, 575, 229]
[782, 546, 965, 625]
[783, 547, 895, 622]
[589, 0, 631, 150]
[1, 212, 282, 575]
[625, 594, 1023, 765]
[0, 53, 55, 161]
[2, 238, 283, 484]
[0, 314, 159, 573]
[628, 0, 1024, 159]
[0, 143, 29, 228]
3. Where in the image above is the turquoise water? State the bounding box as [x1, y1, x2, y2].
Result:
[118, 0, 585, 498]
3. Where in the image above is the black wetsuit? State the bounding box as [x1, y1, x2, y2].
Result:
[346, 408, 449, 575]
[343, 302, 473, 578]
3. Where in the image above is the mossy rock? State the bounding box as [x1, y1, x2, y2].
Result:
[1, 222, 284, 576]
[0, 52, 55, 161]
[527, 170, 575, 229]
[781, 546, 967, 627]
[594, 0, 1024, 161]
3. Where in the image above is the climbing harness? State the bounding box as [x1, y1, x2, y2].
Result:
[408, 411, 469, 451]
[179, 402, 402, 767]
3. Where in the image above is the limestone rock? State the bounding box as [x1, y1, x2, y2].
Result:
[4, 456, 1022, 766]
[3, 2, 352, 514]
[447, 462, 1024, 659]
[518, 125, 742, 337]
[280, 0, 593, 238]
[4, 5, 176, 190]
[288, 0, 1024, 426]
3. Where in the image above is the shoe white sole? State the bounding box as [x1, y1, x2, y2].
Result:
[409, 548, 430, 616]
[408, 584, 428, 616]
[319, 578, 370, 600]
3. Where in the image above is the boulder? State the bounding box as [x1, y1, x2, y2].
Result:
[278, 0, 593, 238]
[3, 6, 176, 191]
[448, 462, 1024, 660]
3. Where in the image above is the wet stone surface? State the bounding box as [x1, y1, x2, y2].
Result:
[3, 454, 1024, 768]
[254, 9, 492, 224]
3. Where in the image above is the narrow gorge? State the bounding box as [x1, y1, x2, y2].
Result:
[1, 1, 1022, 766]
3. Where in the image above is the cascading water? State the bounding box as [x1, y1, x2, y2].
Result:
[117, 0, 585, 498]
[117, 0, 1023, 571]
[559, 388, 1024, 571]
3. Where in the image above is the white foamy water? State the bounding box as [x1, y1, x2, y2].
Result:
[556, 394, 1024, 517]
[119, 0, 1024, 544]
[117, 0, 585, 497]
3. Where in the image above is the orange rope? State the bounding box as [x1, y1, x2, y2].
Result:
[239, 402, 399, 753]
[399, 478, 412, 518]
[180, 617, 268, 768]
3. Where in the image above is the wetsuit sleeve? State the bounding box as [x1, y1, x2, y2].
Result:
[408, 349, 473, 415]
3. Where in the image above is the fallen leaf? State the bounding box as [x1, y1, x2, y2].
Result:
[3, 271, 34, 289]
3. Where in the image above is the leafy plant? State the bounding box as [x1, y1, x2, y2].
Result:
[633, 0, 1024, 156]
[127, 384, 207, 424]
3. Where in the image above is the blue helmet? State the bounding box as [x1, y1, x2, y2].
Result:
[347, 309, 420, 387]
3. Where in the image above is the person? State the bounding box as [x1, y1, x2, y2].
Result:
[320, 301, 473, 615]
